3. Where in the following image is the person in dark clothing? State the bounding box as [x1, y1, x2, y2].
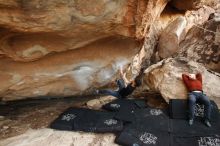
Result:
[182, 72, 211, 127]
[97, 67, 142, 98]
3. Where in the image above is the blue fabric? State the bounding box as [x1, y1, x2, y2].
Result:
[188, 92, 211, 120]
[98, 79, 126, 98]
[116, 79, 126, 90]
[98, 89, 122, 98]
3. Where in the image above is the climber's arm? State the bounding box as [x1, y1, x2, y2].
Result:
[120, 67, 130, 85]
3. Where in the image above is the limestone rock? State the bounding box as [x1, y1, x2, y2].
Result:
[128, 5, 214, 79]
[127, 0, 168, 78]
[170, 0, 218, 10]
[0, 0, 218, 101]
[0, 0, 140, 62]
[154, 4, 185, 34]
[156, 6, 219, 72]
[184, 6, 215, 32]
[0, 36, 139, 101]
[0, 128, 118, 146]
[86, 99, 101, 109]
[157, 6, 215, 60]
[2, 126, 9, 130]
[135, 0, 169, 39]
[0, 0, 170, 101]
[158, 16, 187, 59]
[179, 19, 220, 73]
[86, 96, 116, 109]
[0, 0, 134, 36]
[0, 0, 168, 62]
[144, 58, 220, 107]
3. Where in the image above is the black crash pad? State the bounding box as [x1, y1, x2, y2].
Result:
[169, 99, 188, 119]
[132, 108, 170, 132]
[50, 108, 89, 130]
[50, 107, 123, 132]
[103, 99, 146, 122]
[169, 99, 219, 122]
[134, 108, 169, 118]
[115, 124, 170, 146]
[114, 107, 136, 122]
[134, 99, 147, 109]
[171, 134, 220, 146]
[114, 107, 170, 127]
[170, 119, 220, 136]
[73, 109, 123, 133]
[102, 99, 146, 112]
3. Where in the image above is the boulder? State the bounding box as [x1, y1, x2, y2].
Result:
[86, 96, 116, 109]
[130, 5, 215, 78]
[179, 19, 220, 73]
[155, 6, 214, 40]
[144, 58, 220, 107]
[157, 6, 215, 60]
[157, 16, 187, 59]
[156, 6, 219, 72]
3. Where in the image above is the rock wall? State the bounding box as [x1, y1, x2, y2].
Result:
[170, 0, 218, 10]
[0, 0, 138, 61]
[157, 16, 187, 59]
[0, 0, 171, 101]
[0, 0, 147, 100]
[0, 0, 219, 102]
[179, 20, 220, 72]
[131, 1, 220, 106]
[156, 6, 219, 72]
[0, 36, 140, 101]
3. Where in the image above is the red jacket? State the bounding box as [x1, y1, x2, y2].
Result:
[182, 73, 203, 92]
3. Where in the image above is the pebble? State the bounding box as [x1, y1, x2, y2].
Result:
[3, 126, 9, 129]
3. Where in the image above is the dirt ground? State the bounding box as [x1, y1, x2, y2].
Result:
[0, 96, 94, 140]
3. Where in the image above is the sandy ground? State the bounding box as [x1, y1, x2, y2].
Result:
[0, 96, 92, 140]
[0, 128, 118, 146]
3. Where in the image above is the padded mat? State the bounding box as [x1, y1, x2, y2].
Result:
[104, 99, 146, 122]
[170, 119, 220, 136]
[169, 99, 219, 122]
[134, 108, 169, 118]
[115, 124, 170, 146]
[133, 108, 170, 132]
[171, 134, 220, 146]
[102, 99, 146, 112]
[169, 99, 188, 119]
[114, 108, 135, 122]
[50, 107, 123, 132]
[50, 108, 89, 130]
[50, 105, 220, 145]
[73, 110, 123, 133]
